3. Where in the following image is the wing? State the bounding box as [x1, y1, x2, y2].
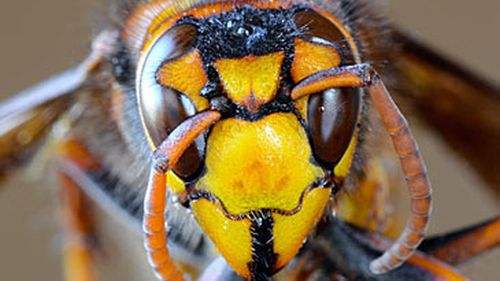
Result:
[0, 31, 117, 180]
[390, 30, 500, 192]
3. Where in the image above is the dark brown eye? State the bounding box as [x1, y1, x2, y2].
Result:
[307, 88, 360, 170]
[293, 9, 361, 170]
[137, 24, 204, 180]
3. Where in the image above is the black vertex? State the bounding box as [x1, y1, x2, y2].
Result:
[178, 5, 303, 62]
[172, 5, 319, 122]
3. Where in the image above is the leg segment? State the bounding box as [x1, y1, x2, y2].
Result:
[59, 171, 97, 281]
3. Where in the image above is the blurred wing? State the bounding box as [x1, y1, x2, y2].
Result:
[0, 84, 73, 179]
[391, 30, 500, 192]
[0, 30, 117, 179]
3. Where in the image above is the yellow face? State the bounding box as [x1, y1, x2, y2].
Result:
[133, 1, 362, 279]
[193, 113, 330, 278]
[187, 33, 350, 277]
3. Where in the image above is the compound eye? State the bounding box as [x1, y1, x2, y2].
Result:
[307, 88, 360, 170]
[294, 9, 345, 43]
[293, 9, 361, 170]
[137, 24, 204, 179]
[293, 9, 356, 65]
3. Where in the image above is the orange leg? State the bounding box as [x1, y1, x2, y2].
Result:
[59, 171, 97, 281]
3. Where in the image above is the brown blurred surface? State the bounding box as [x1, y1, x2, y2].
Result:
[0, 1, 498, 280]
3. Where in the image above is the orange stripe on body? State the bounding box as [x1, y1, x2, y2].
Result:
[291, 38, 341, 83]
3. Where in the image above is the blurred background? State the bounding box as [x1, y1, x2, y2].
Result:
[0, 0, 498, 280]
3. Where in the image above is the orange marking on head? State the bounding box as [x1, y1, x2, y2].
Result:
[215, 52, 285, 111]
[291, 38, 341, 82]
[157, 50, 209, 109]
